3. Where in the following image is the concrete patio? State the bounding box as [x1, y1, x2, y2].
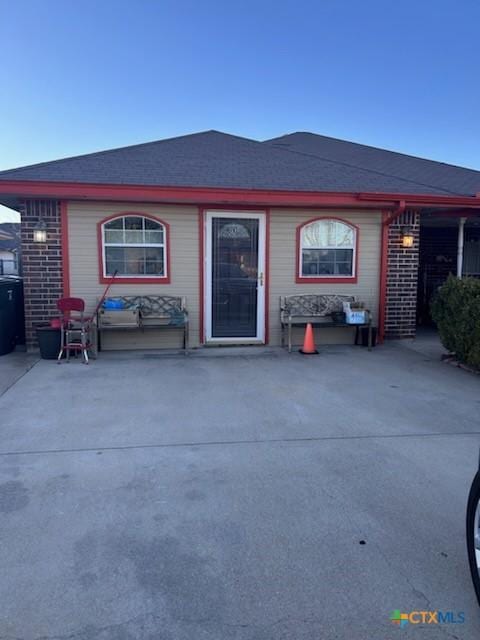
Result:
[0, 340, 479, 639]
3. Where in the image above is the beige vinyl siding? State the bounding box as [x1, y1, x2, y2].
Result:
[67, 201, 200, 349]
[269, 209, 382, 346]
[67, 203, 381, 351]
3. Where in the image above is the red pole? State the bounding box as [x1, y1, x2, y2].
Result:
[378, 213, 389, 344]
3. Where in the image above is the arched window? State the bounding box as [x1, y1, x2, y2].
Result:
[100, 214, 168, 281]
[298, 218, 357, 281]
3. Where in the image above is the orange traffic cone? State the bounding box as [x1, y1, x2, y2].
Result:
[299, 323, 318, 355]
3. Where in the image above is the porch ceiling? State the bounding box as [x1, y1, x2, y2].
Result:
[421, 210, 480, 227]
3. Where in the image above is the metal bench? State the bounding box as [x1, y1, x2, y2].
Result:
[280, 294, 373, 352]
[97, 295, 189, 351]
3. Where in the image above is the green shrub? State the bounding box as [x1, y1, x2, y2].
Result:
[431, 275, 480, 368]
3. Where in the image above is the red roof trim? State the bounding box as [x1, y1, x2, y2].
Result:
[1, 179, 480, 208]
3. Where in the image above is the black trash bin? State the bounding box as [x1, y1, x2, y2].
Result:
[36, 326, 62, 360]
[13, 279, 25, 346]
[0, 279, 16, 355]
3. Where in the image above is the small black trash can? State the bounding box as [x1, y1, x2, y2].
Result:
[13, 280, 25, 346]
[36, 326, 61, 360]
[0, 278, 25, 355]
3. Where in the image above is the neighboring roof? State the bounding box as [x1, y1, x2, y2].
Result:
[0, 129, 479, 197]
[0, 223, 20, 252]
[265, 132, 480, 197]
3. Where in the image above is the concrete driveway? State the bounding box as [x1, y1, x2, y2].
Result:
[0, 342, 479, 639]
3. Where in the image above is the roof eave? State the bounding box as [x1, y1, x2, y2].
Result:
[0, 179, 479, 210]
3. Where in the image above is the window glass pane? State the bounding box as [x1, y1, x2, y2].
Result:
[337, 249, 353, 273]
[105, 247, 123, 260]
[335, 223, 354, 247]
[302, 250, 334, 275]
[124, 216, 143, 230]
[316, 262, 335, 275]
[302, 221, 337, 247]
[105, 218, 123, 229]
[145, 246, 163, 260]
[145, 247, 164, 275]
[144, 218, 162, 230]
[105, 247, 125, 275]
[219, 222, 250, 239]
[302, 220, 354, 248]
[124, 247, 145, 274]
[104, 229, 124, 243]
[145, 262, 164, 275]
[336, 262, 352, 275]
[316, 249, 335, 262]
[105, 260, 124, 275]
[303, 222, 326, 248]
[334, 249, 353, 262]
[302, 248, 353, 276]
[325, 221, 337, 246]
[124, 230, 144, 244]
[301, 250, 316, 275]
[124, 217, 144, 243]
[145, 230, 164, 244]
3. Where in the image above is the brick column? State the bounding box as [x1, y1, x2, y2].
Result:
[20, 199, 64, 350]
[384, 210, 420, 339]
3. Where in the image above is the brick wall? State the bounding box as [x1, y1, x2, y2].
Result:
[20, 199, 63, 349]
[384, 210, 420, 339]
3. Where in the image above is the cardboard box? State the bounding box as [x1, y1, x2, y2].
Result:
[345, 310, 367, 325]
[141, 315, 172, 326]
[98, 308, 139, 328]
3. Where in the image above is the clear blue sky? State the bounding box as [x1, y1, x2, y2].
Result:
[1, 0, 479, 176]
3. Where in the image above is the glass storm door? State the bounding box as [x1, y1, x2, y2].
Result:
[205, 212, 266, 342]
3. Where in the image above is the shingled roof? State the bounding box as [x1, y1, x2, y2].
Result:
[0, 130, 479, 196]
[265, 132, 480, 197]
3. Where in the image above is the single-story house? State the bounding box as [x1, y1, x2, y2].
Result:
[0, 130, 479, 351]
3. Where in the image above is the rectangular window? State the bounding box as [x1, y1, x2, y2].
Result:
[298, 219, 357, 281]
[102, 215, 167, 279]
[104, 246, 164, 276]
[301, 248, 354, 276]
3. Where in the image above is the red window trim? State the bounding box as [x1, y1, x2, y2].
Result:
[296, 216, 359, 284]
[97, 212, 171, 284]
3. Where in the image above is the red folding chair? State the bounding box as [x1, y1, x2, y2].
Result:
[57, 297, 95, 364]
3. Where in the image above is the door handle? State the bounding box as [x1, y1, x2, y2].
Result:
[259, 272, 264, 286]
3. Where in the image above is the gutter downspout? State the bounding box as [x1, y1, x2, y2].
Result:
[457, 217, 467, 278]
[382, 199, 406, 226]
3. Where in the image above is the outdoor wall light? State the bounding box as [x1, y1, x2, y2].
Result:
[33, 219, 47, 243]
[401, 226, 414, 248]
